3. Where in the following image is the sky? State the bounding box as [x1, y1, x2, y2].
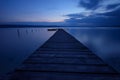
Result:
[0, 0, 120, 26]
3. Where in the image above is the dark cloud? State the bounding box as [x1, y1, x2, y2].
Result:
[65, 10, 120, 26]
[106, 3, 120, 10]
[66, 14, 85, 18]
[65, 0, 120, 27]
[79, 0, 101, 9]
[100, 8, 120, 17]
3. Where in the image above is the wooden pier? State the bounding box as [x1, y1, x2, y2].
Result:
[9, 29, 120, 80]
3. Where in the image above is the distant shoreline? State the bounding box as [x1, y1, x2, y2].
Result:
[0, 24, 120, 28]
[0, 25, 61, 28]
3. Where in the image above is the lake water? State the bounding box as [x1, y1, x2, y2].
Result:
[0, 28, 55, 76]
[0, 27, 120, 76]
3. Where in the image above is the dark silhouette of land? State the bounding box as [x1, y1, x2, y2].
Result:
[0, 24, 120, 28]
[0, 24, 60, 28]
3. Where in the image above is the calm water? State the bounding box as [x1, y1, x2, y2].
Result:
[0, 27, 120, 76]
[67, 28, 120, 73]
[0, 28, 55, 76]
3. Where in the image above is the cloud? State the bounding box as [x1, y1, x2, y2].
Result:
[66, 14, 85, 19]
[79, 0, 120, 13]
[79, 0, 101, 9]
[65, 0, 120, 26]
[94, 0, 120, 13]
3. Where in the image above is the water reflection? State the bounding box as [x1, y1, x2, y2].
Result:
[66, 28, 120, 72]
[17, 29, 20, 38]
[0, 28, 55, 76]
[0, 27, 120, 76]
[26, 29, 28, 35]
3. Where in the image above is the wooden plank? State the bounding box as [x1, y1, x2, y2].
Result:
[18, 64, 115, 73]
[29, 53, 98, 58]
[25, 57, 104, 64]
[9, 29, 120, 80]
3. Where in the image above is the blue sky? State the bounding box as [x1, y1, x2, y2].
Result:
[0, 0, 80, 22]
[0, 0, 120, 26]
